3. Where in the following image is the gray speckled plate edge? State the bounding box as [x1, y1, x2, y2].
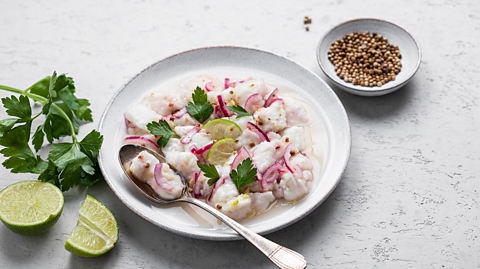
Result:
[317, 18, 422, 96]
[97, 46, 351, 241]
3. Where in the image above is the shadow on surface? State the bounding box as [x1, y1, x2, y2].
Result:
[108, 185, 342, 269]
[1, 226, 55, 265]
[322, 73, 419, 121]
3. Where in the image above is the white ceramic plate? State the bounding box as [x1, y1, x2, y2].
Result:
[98, 46, 351, 240]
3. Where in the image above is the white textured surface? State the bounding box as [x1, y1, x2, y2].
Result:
[0, 0, 479, 268]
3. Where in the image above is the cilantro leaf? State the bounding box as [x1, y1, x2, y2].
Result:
[2, 95, 32, 121]
[28, 76, 52, 99]
[185, 87, 214, 123]
[74, 99, 93, 121]
[3, 155, 47, 174]
[32, 125, 45, 152]
[38, 160, 60, 186]
[0, 118, 17, 137]
[43, 113, 69, 143]
[147, 120, 179, 147]
[80, 162, 103, 186]
[48, 142, 95, 191]
[230, 158, 257, 190]
[0, 126, 46, 174]
[0, 95, 36, 140]
[58, 86, 79, 111]
[227, 105, 252, 118]
[0, 71, 103, 191]
[78, 130, 103, 163]
[197, 163, 220, 186]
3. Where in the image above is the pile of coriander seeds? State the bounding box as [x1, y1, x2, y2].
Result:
[328, 31, 402, 87]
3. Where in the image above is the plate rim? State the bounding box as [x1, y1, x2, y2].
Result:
[98, 46, 352, 240]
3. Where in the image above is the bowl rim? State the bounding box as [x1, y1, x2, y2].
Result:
[316, 18, 422, 94]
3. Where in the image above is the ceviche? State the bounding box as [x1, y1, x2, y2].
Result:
[123, 75, 316, 221]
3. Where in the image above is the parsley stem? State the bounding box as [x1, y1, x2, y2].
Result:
[0, 84, 77, 142]
[0, 85, 25, 95]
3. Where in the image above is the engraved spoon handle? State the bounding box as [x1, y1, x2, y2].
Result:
[185, 198, 307, 269]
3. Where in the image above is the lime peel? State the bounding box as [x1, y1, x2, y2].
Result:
[206, 138, 238, 166]
[65, 195, 118, 257]
[201, 119, 242, 140]
[0, 180, 64, 236]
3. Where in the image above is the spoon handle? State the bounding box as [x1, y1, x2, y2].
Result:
[185, 198, 307, 269]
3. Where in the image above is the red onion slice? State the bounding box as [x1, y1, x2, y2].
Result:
[208, 177, 226, 202]
[264, 88, 279, 107]
[213, 105, 223, 119]
[244, 93, 265, 115]
[180, 126, 201, 145]
[173, 108, 187, 119]
[247, 122, 270, 142]
[124, 115, 136, 133]
[263, 162, 283, 183]
[230, 147, 249, 172]
[266, 98, 284, 107]
[193, 172, 201, 198]
[230, 147, 262, 182]
[124, 136, 160, 152]
[261, 161, 283, 191]
[293, 164, 303, 177]
[284, 143, 295, 174]
[161, 114, 173, 121]
[224, 78, 230, 89]
[229, 79, 245, 88]
[197, 154, 207, 164]
[190, 142, 214, 155]
[154, 163, 173, 190]
[217, 95, 231, 117]
[205, 82, 214, 92]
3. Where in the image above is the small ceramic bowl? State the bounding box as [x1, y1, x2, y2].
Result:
[317, 18, 421, 96]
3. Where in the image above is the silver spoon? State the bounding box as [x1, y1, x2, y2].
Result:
[119, 144, 307, 269]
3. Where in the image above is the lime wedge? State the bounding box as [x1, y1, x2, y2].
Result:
[0, 180, 64, 236]
[201, 119, 242, 140]
[65, 195, 119, 257]
[206, 138, 237, 165]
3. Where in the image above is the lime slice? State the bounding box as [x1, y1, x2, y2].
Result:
[201, 119, 242, 140]
[206, 138, 237, 165]
[0, 180, 64, 236]
[65, 195, 119, 257]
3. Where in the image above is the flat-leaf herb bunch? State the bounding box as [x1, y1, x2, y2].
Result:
[0, 71, 103, 191]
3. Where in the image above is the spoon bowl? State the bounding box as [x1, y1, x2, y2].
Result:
[119, 144, 307, 269]
[119, 144, 188, 204]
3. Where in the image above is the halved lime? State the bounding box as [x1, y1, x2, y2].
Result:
[201, 119, 242, 140]
[65, 195, 119, 257]
[206, 138, 237, 165]
[0, 180, 64, 236]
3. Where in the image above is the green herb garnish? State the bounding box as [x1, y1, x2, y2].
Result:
[227, 105, 252, 118]
[147, 119, 179, 147]
[0, 71, 103, 191]
[230, 158, 257, 190]
[197, 163, 220, 186]
[185, 87, 214, 123]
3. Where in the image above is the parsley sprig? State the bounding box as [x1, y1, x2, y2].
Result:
[230, 158, 257, 190]
[197, 163, 220, 186]
[198, 158, 257, 191]
[146, 119, 179, 147]
[185, 87, 213, 123]
[0, 71, 103, 191]
[227, 105, 252, 118]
